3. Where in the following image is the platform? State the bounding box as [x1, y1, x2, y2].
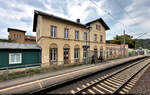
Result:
[0, 55, 146, 94]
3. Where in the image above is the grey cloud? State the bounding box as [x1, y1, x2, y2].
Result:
[44, 0, 69, 15]
[15, 0, 47, 10]
[83, 6, 100, 23]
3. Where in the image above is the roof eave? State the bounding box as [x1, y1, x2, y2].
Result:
[85, 18, 110, 31]
[33, 10, 87, 32]
[33, 10, 38, 32]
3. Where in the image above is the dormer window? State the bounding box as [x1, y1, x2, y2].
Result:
[96, 24, 101, 30]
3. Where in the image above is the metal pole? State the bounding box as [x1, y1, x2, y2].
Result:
[6, 67, 8, 80]
[40, 64, 42, 73]
[123, 29, 126, 57]
[25, 65, 27, 76]
[89, 28, 91, 63]
[86, 32, 87, 64]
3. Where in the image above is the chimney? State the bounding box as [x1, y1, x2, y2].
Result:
[76, 19, 80, 23]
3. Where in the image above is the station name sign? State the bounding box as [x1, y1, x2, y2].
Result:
[82, 45, 90, 49]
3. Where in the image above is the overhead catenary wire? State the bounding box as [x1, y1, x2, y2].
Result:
[115, 0, 140, 37]
[89, 0, 125, 29]
[89, 0, 144, 39]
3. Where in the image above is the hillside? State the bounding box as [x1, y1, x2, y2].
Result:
[136, 39, 150, 49]
[106, 39, 150, 49]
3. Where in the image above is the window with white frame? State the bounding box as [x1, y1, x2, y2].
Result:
[64, 28, 69, 39]
[74, 48, 79, 59]
[83, 48, 87, 58]
[14, 34, 16, 39]
[84, 32, 87, 41]
[94, 34, 97, 42]
[9, 53, 22, 64]
[75, 31, 79, 40]
[51, 26, 56, 38]
[50, 48, 57, 61]
[96, 24, 101, 30]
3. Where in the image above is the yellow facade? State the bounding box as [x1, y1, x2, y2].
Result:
[33, 10, 110, 67]
[8, 28, 36, 44]
[8, 29, 25, 43]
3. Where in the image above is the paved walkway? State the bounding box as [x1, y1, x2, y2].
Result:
[0, 55, 144, 91]
[0, 62, 106, 89]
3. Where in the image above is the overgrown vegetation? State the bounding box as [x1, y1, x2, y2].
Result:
[0, 63, 86, 82]
[106, 34, 135, 48]
[0, 57, 130, 82]
[106, 35, 150, 49]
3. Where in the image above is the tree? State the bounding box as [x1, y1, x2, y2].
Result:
[107, 34, 136, 48]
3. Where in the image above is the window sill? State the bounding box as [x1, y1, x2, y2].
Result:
[50, 37, 56, 38]
[9, 62, 22, 64]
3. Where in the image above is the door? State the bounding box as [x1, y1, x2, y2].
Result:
[64, 48, 70, 64]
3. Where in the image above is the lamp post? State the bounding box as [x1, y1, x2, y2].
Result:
[123, 29, 126, 57]
[86, 26, 92, 64]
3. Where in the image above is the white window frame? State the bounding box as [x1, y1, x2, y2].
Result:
[51, 26, 56, 38]
[74, 48, 79, 59]
[75, 31, 79, 40]
[94, 34, 97, 42]
[64, 28, 69, 39]
[84, 32, 87, 41]
[50, 48, 57, 61]
[9, 53, 22, 64]
[83, 48, 87, 58]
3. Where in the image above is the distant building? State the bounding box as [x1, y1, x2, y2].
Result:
[106, 44, 128, 59]
[8, 28, 36, 44]
[0, 42, 41, 68]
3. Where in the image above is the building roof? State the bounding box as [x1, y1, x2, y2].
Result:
[33, 10, 110, 32]
[86, 18, 110, 30]
[0, 42, 41, 50]
[106, 44, 128, 48]
[33, 10, 87, 32]
[25, 35, 36, 41]
[8, 28, 26, 33]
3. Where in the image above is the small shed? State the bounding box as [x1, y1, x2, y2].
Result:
[0, 42, 41, 68]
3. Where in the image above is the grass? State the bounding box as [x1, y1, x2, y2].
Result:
[0, 63, 87, 82]
[0, 57, 122, 82]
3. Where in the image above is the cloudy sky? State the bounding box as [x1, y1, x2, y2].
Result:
[0, 0, 150, 40]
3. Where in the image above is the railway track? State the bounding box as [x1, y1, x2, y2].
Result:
[31, 57, 149, 94]
[72, 58, 150, 94]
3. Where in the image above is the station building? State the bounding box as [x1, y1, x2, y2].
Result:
[8, 28, 36, 44]
[33, 10, 110, 67]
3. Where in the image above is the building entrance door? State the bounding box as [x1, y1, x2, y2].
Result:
[64, 48, 70, 64]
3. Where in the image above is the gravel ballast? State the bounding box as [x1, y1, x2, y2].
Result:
[129, 64, 150, 94]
